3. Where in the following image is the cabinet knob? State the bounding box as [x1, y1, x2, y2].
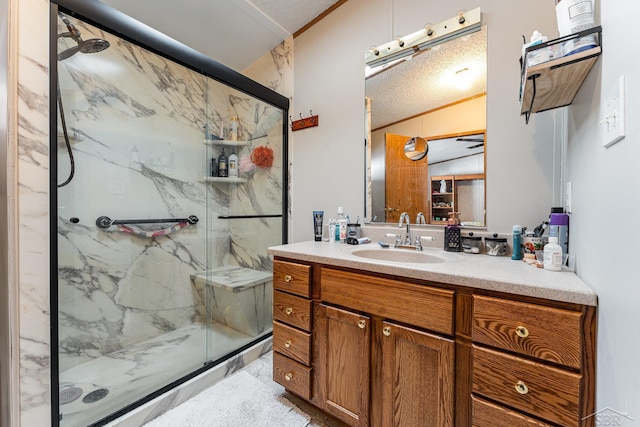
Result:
[285, 307, 293, 316]
[284, 339, 292, 348]
[383, 326, 391, 336]
[358, 320, 366, 329]
[284, 274, 292, 283]
[284, 372, 293, 381]
[515, 325, 529, 338]
[515, 380, 529, 395]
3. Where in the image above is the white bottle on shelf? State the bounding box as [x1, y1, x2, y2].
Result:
[230, 117, 238, 141]
[522, 30, 549, 68]
[228, 148, 238, 178]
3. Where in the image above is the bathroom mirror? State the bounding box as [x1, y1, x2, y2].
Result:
[365, 25, 487, 226]
[404, 137, 428, 161]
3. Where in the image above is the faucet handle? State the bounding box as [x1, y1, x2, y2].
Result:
[414, 235, 436, 250]
[413, 235, 423, 250]
[385, 233, 402, 248]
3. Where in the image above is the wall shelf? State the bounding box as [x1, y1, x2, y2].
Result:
[520, 26, 602, 124]
[202, 177, 247, 183]
[204, 139, 249, 147]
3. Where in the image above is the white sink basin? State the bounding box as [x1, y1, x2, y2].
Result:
[351, 248, 447, 264]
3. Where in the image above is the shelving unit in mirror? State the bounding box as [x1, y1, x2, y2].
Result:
[520, 26, 602, 124]
[431, 175, 454, 225]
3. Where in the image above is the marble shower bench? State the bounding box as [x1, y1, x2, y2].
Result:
[191, 266, 273, 337]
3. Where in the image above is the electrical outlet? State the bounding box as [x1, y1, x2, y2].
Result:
[565, 181, 572, 214]
[602, 76, 625, 148]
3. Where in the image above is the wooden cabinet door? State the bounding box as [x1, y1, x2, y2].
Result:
[380, 321, 454, 427]
[316, 304, 370, 427]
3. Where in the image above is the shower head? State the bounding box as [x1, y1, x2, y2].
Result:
[57, 12, 110, 61]
[58, 38, 110, 61]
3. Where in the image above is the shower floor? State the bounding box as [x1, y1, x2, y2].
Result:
[59, 322, 265, 427]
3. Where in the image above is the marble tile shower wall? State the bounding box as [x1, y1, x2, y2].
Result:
[55, 17, 283, 371]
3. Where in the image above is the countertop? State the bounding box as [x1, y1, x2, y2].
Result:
[268, 241, 597, 306]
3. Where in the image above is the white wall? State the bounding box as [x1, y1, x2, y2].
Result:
[567, 1, 640, 423]
[291, 0, 561, 242]
[293, 0, 640, 423]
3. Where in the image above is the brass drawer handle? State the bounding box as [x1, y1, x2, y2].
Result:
[285, 339, 292, 348]
[358, 320, 366, 329]
[383, 326, 391, 336]
[284, 274, 292, 283]
[515, 325, 529, 338]
[515, 380, 529, 395]
[285, 307, 293, 315]
[284, 372, 293, 381]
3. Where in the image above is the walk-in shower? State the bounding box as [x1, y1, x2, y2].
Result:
[52, 4, 288, 426]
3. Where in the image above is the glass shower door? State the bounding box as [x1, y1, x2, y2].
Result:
[54, 10, 285, 426]
[201, 80, 286, 363]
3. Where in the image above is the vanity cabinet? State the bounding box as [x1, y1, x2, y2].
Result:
[317, 267, 455, 426]
[470, 295, 594, 426]
[272, 260, 313, 399]
[271, 256, 596, 427]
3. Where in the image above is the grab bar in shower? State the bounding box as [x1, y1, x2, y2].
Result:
[95, 215, 199, 229]
[217, 214, 283, 219]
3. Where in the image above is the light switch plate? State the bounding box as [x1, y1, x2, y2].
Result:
[602, 75, 625, 148]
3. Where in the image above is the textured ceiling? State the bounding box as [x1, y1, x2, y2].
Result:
[250, 0, 339, 34]
[100, 0, 341, 71]
[366, 26, 487, 130]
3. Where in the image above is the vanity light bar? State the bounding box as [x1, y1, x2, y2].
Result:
[365, 7, 482, 68]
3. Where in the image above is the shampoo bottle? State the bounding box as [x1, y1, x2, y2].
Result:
[228, 148, 238, 178]
[217, 148, 228, 177]
[210, 158, 217, 177]
[511, 225, 523, 260]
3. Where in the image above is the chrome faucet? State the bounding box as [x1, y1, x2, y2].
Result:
[398, 212, 411, 245]
[416, 212, 427, 225]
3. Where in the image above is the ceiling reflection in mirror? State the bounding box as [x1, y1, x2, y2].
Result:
[365, 23, 487, 227]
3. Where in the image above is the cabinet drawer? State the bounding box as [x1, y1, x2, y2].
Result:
[473, 346, 581, 427]
[273, 351, 312, 399]
[274, 290, 312, 332]
[472, 295, 583, 369]
[321, 268, 454, 335]
[274, 260, 311, 298]
[472, 395, 553, 427]
[273, 321, 311, 365]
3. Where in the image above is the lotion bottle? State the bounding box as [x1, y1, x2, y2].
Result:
[543, 236, 563, 271]
[337, 207, 348, 242]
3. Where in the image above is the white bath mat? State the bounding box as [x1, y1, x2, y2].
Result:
[145, 370, 310, 427]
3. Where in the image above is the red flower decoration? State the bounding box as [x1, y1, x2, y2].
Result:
[250, 146, 274, 168]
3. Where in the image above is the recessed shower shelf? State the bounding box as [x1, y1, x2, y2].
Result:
[203, 139, 249, 147]
[202, 177, 247, 183]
